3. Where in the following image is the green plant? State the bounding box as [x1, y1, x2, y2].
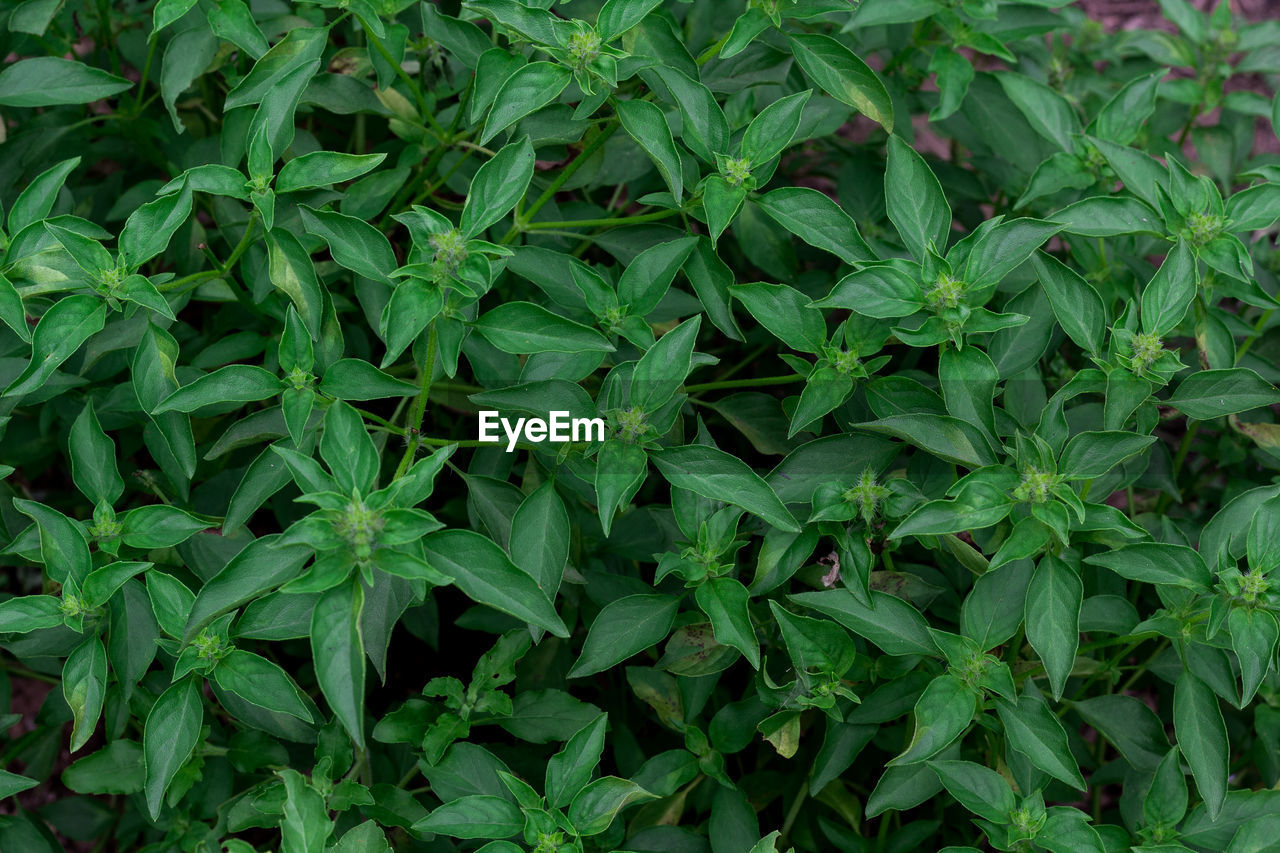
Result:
[2, 0, 1280, 850]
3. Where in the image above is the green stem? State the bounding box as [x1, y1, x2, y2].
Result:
[15, 281, 75, 299]
[363, 18, 439, 136]
[778, 780, 809, 848]
[1154, 422, 1199, 514]
[454, 139, 496, 157]
[685, 373, 805, 393]
[394, 321, 439, 478]
[1236, 308, 1274, 360]
[503, 123, 619, 243]
[1116, 639, 1169, 694]
[159, 214, 259, 293]
[524, 208, 680, 230]
[696, 32, 730, 65]
[133, 38, 157, 115]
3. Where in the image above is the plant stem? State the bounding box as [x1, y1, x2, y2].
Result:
[363, 19, 440, 136]
[503, 123, 619, 243]
[1116, 639, 1170, 694]
[159, 214, 259, 292]
[685, 373, 805, 393]
[394, 321, 439, 478]
[524, 208, 681, 230]
[1236, 308, 1274, 360]
[779, 779, 809, 848]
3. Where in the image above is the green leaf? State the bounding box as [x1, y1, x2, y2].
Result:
[413, 795, 525, 839]
[857, 414, 996, 468]
[7, 156, 80, 234]
[3, 295, 107, 400]
[311, 579, 366, 748]
[996, 689, 1086, 790]
[996, 72, 1080, 151]
[1175, 672, 1229, 821]
[1247, 495, 1280, 572]
[480, 62, 572, 145]
[1168, 368, 1280, 420]
[788, 33, 893, 132]
[0, 769, 38, 800]
[472, 302, 614, 354]
[510, 480, 570, 599]
[1025, 556, 1081, 701]
[569, 594, 679, 678]
[632, 315, 700, 411]
[890, 674, 976, 765]
[928, 45, 974, 121]
[276, 152, 387, 193]
[0, 595, 64, 633]
[183, 536, 313, 642]
[1229, 607, 1278, 707]
[1050, 196, 1163, 237]
[1074, 694, 1170, 771]
[1084, 543, 1212, 591]
[645, 66, 728, 163]
[730, 282, 827, 353]
[1090, 69, 1164, 146]
[8, 0, 63, 36]
[1143, 748, 1189, 829]
[568, 776, 656, 836]
[223, 26, 326, 110]
[280, 768, 333, 853]
[650, 445, 800, 532]
[1227, 183, 1280, 231]
[63, 741, 144, 796]
[1059, 431, 1157, 480]
[62, 635, 108, 752]
[267, 227, 327, 340]
[885, 135, 951, 259]
[120, 505, 213, 548]
[379, 279, 442, 368]
[0, 274, 30, 345]
[789, 590, 937, 657]
[739, 91, 811, 166]
[594, 439, 648, 537]
[13, 499, 92, 586]
[119, 180, 194, 269]
[299, 206, 396, 283]
[0, 57, 131, 107]
[790, 367, 853, 437]
[694, 577, 760, 669]
[69, 401, 123, 506]
[852, 0, 944, 26]
[421, 530, 569, 638]
[143, 677, 203, 820]
[213, 650, 313, 721]
[320, 401, 379, 495]
[618, 237, 698, 317]
[616, 98, 684, 203]
[153, 365, 281, 413]
[1030, 251, 1106, 355]
[318, 359, 417, 401]
[963, 218, 1062, 290]
[927, 760, 1014, 822]
[596, 0, 663, 40]
[755, 187, 875, 265]
[545, 713, 608, 808]
[1141, 241, 1197, 335]
[133, 322, 197, 479]
[813, 264, 925, 318]
[460, 136, 535, 238]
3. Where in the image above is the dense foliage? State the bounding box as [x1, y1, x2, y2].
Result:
[2, 0, 1280, 850]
